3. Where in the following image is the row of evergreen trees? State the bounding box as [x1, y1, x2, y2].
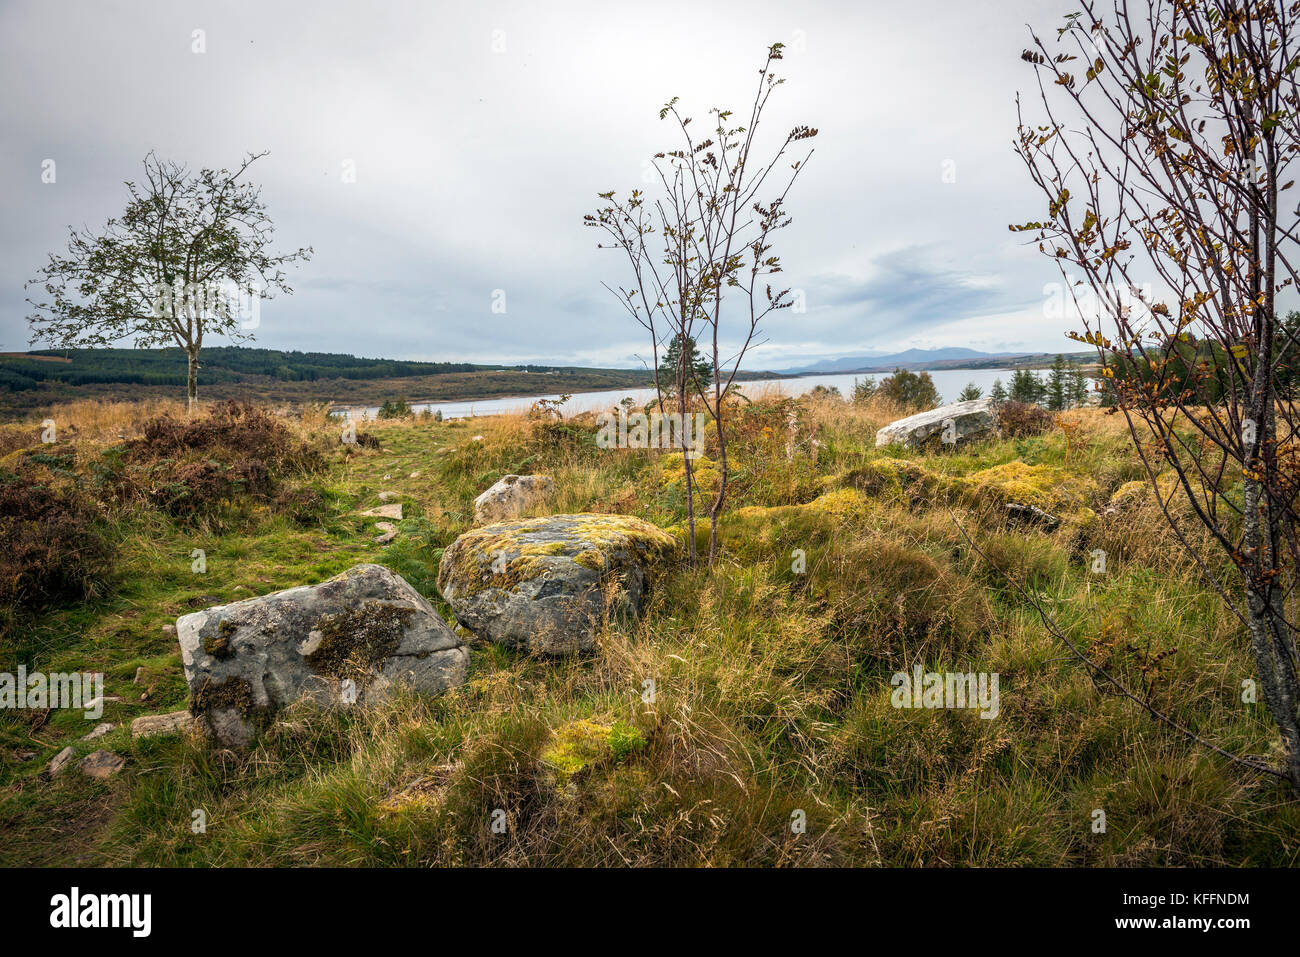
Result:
[849, 354, 1093, 412]
[985, 355, 1092, 410]
[0, 345, 537, 392]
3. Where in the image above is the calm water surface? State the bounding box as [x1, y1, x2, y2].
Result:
[344, 368, 1080, 420]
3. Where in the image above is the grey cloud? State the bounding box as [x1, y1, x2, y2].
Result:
[0, 0, 1087, 365]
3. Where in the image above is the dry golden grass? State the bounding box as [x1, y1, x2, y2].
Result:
[0, 398, 203, 459]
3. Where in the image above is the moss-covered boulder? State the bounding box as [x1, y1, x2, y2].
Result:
[834, 459, 944, 506]
[437, 514, 679, 655]
[958, 461, 1099, 537]
[176, 564, 468, 747]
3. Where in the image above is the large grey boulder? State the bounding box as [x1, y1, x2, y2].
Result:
[176, 564, 468, 747]
[474, 474, 555, 525]
[437, 514, 678, 655]
[874, 398, 997, 450]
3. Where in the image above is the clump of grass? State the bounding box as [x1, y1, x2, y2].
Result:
[0, 457, 115, 628]
[109, 401, 325, 522]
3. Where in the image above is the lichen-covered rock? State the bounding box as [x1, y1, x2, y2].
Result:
[131, 711, 194, 739]
[176, 564, 468, 747]
[474, 474, 555, 525]
[875, 398, 996, 449]
[437, 514, 678, 654]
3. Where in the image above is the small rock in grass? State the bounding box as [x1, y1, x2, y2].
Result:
[48, 746, 76, 777]
[131, 711, 194, 739]
[1005, 502, 1061, 531]
[82, 723, 114, 741]
[374, 521, 399, 545]
[360, 503, 403, 520]
[78, 750, 125, 780]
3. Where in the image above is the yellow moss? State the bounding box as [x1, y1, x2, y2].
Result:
[733, 487, 869, 525]
[959, 461, 1096, 513]
[662, 488, 870, 555]
[652, 452, 721, 495]
[573, 548, 606, 571]
[1109, 473, 1179, 508]
[719, 489, 871, 555]
[437, 513, 679, 597]
[1070, 506, 1099, 532]
[540, 718, 645, 783]
[833, 458, 942, 500]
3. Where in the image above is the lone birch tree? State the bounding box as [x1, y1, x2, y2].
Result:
[26, 151, 311, 411]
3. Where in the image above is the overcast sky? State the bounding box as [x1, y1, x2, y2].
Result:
[1, 0, 1085, 369]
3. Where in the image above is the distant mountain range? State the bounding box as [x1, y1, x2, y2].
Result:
[777, 347, 1092, 375]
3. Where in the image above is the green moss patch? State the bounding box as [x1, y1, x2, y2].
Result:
[190, 675, 256, 716]
[540, 718, 646, 784]
[304, 600, 415, 682]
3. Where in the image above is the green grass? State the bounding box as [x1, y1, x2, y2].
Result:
[2, 396, 1299, 866]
